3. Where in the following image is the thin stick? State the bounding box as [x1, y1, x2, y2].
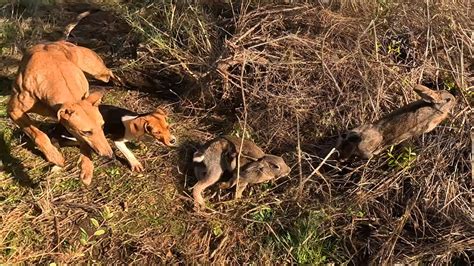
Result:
[296, 115, 304, 197]
[235, 54, 248, 199]
[471, 129, 474, 187]
[300, 148, 336, 191]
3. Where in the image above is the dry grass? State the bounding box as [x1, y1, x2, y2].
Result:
[0, 0, 472, 264]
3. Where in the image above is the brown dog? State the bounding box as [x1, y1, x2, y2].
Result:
[8, 41, 115, 184]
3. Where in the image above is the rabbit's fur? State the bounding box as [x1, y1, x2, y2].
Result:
[219, 154, 291, 199]
[337, 85, 455, 160]
[192, 136, 265, 208]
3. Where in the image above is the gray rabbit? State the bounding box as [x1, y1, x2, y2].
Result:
[337, 84, 455, 160]
[192, 136, 265, 208]
[219, 154, 291, 199]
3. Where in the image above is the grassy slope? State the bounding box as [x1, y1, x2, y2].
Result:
[0, 0, 472, 264]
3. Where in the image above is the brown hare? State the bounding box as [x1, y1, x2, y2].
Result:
[219, 154, 291, 199]
[192, 136, 265, 209]
[337, 84, 455, 160]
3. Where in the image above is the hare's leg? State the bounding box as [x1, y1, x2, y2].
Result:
[194, 165, 206, 180]
[219, 175, 237, 190]
[79, 143, 94, 185]
[192, 165, 222, 209]
[7, 93, 64, 166]
[235, 181, 248, 199]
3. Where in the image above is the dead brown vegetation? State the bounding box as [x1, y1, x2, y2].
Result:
[0, 0, 472, 264]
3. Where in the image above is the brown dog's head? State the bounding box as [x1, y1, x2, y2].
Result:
[57, 91, 113, 158]
[132, 108, 177, 147]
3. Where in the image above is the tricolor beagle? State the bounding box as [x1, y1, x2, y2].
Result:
[51, 104, 176, 172]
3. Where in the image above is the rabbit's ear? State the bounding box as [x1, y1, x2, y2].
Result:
[244, 161, 264, 172]
[267, 160, 281, 171]
[414, 85, 443, 103]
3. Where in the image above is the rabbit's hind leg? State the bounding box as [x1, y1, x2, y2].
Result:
[192, 165, 223, 209]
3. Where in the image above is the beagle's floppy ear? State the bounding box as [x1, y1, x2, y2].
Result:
[57, 104, 75, 121]
[414, 84, 443, 104]
[85, 90, 105, 107]
[144, 121, 153, 133]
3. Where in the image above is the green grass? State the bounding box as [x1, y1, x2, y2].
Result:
[272, 211, 335, 264]
[0, 81, 10, 119]
[250, 205, 274, 222]
[386, 146, 417, 169]
[0, 20, 18, 52]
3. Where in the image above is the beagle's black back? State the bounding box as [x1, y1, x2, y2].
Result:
[50, 104, 139, 144]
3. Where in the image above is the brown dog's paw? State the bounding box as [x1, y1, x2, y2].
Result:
[80, 168, 93, 185]
[46, 147, 65, 167]
[194, 201, 206, 212]
[130, 161, 144, 172]
[79, 160, 94, 185]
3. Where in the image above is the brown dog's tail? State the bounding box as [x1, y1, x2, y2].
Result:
[63, 10, 92, 40]
[61, 10, 125, 86]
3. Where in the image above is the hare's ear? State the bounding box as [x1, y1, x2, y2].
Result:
[414, 85, 443, 103]
[267, 159, 281, 171]
[245, 160, 265, 172]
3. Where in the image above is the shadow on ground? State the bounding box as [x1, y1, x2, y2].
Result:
[0, 131, 36, 188]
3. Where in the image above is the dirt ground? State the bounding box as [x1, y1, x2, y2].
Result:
[0, 1, 472, 264]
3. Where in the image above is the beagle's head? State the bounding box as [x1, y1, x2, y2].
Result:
[137, 108, 177, 147]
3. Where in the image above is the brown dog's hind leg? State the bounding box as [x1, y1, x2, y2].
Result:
[79, 143, 94, 185]
[68, 45, 115, 83]
[8, 94, 65, 166]
[192, 165, 223, 209]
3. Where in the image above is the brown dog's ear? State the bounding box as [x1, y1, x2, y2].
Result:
[85, 90, 105, 107]
[414, 85, 443, 104]
[57, 105, 75, 121]
[155, 107, 167, 116]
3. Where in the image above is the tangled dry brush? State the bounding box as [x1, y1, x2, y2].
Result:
[0, 0, 472, 264]
[128, 1, 472, 263]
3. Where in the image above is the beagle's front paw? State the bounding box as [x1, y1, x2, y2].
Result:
[130, 161, 144, 172]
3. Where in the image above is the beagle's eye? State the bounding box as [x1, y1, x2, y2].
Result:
[80, 130, 93, 136]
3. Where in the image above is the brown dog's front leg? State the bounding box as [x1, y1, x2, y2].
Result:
[79, 143, 94, 185]
[8, 104, 65, 166]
